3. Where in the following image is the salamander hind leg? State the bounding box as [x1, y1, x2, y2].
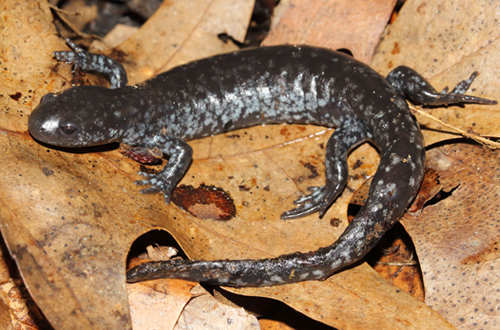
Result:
[386, 66, 497, 106]
[281, 118, 369, 220]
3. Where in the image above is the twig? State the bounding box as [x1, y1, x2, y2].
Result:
[411, 105, 500, 149]
[48, 4, 100, 41]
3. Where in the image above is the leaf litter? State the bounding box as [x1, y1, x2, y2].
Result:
[0, 0, 499, 329]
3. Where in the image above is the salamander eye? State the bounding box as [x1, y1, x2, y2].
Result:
[61, 124, 77, 135]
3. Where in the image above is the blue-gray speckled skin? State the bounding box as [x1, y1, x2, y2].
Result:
[28, 45, 496, 287]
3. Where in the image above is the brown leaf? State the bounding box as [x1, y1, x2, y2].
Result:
[172, 288, 260, 330]
[0, 0, 253, 329]
[2, 1, 497, 330]
[401, 143, 500, 329]
[129, 280, 259, 330]
[0, 239, 50, 330]
[171, 184, 236, 221]
[102, 0, 254, 83]
[371, 0, 500, 145]
[0, 300, 11, 330]
[367, 226, 425, 302]
[262, 0, 397, 63]
[258, 319, 295, 330]
[128, 279, 195, 330]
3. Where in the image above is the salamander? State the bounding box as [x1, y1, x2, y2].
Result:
[28, 43, 496, 287]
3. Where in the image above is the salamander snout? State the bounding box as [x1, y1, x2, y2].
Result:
[28, 103, 62, 144]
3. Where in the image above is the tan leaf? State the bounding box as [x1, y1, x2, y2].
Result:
[173, 287, 259, 330]
[128, 280, 195, 330]
[0, 240, 50, 330]
[262, 0, 397, 63]
[1, 0, 498, 329]
[128, 276, 259, 330]
[0, 0, 253, 329]
[371, 0, 500, 145]
[102, 0, 254, 83]
[402, 143, 500, 329]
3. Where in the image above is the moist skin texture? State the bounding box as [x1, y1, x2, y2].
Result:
[28, 45, 496, 287]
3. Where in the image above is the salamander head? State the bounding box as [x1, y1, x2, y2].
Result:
[29, 86, 133, 147]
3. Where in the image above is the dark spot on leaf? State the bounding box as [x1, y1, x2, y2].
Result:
[352, 159, 363, 170]
[391, 42, 401, 55]
[9, 92, 22, 101]
[239, 185, 251, 192]
[330, 218, 342, 227]
[302, 162, 319, 179]
[225, 134, 240, 138]
[42, 167, 54, 176]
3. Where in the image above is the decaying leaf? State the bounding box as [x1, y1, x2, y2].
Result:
[1, 0, 499, 329]
[130, 248, 260, 330]
[173, 285, 260, 330]
[101, 0, 254, 83]
[371, 0, 500, 145]
[0, 0, 253, 329]
[401, 143, 500, 329]
[0, 240, 50, 330]
[262, 0, 397, 63]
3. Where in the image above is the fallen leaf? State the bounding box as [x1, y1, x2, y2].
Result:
[401, 143, 500, 329]
[363, 224, 425, 302]
[258, 319, 294, 330]
[101, 24, 140, 49]
[103, 0, 254, 83]
[173, 286, 260, 330]
[0, 0, 253, 329]
[128, 280, 196, 330]
[59, 0, 98, 32]
[371, 0, 500, 145]
[1, 0, 498, 329]
[0, 238, 50, 330]
[262, 0, 397, 63]
[0, 300, 10, 330]
[196, 128, 450, 329]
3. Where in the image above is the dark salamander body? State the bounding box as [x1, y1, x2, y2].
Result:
[28, 45, 496, 286]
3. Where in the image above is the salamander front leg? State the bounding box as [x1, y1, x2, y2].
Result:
[386, 66, 497, 106]
[135, 137, 193, 204]
[53, 39, 128, 89]
[281, 118, 368, 220]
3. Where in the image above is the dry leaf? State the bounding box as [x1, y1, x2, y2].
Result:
[2, 0, 498, 329]
[101, 24, 140, 49]
[263, 0, 397, 63]
[365, 225, 425, 302]
[59, 0, 98, 32]
[258, 319, 294, 330]
[102, 0, 254, 83]
[401, 143, 500, 329]
[129, 279, 259, 330]
[128, 279, 196, 330]
[173, 288, 260, 330]
[0, 0, 253, 329]
[0, 300, 11, 330]
[371, 0, 500, 145]
[0, 239, 50, 330]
